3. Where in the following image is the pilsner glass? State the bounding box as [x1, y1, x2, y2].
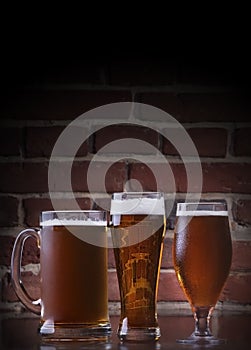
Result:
[173, 202, 232, 345]
[11, 211, 111, 341]
[110, 192, 166, 342]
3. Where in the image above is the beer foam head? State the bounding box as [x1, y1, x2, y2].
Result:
[176, 202, 228, 216]
[40, 211, 107, 226]
[40, 219, 107, 226]
[110, 192, 165, 215]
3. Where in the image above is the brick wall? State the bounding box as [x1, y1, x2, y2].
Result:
[0, 58, 251, 313]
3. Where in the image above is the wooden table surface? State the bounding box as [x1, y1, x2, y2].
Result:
[1, 312, 250, 349]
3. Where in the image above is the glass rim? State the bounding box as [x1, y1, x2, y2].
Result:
[177, 201, 227, 205]
[177, 202, 227, 208]
[112, 191, 163, 194]
[176, 201, 228, 216]
[41, 210, 106, 214]
[112, 191, 164, 198]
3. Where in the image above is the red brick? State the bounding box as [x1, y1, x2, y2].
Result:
[49, 161, 127, 193]
[220, 273, 251, 304]
[108, 249, 116, 269]
[0, 127, 22, 156]
[232, 128, 251, 156]
[108, 270, 120, 301]
[232, 200, 251, 226]
[231, 241, 251, 271]
[158, 271, 187, 301]
[25, 126, 88, 157]
[181, 92, 251, 122]
[162, 128, 228, 157]
[135, 92, 182, 120]
[169, 164, 188, 193]
[0, 196, 19, 226]
[1, 89, 132, 120]
[129, 163, 158, 191]
[49, 161, 89, 192]
[129, 162, 251, 194]
[105, 162, 128, 193]
[92, 197, 112, 212]
[129, 162, 194, 193]
[23, 197, 92, 226]
[0, 236, 15, 265]
[2, 271, 40, 302]
[0, 160, 127, 194]
[94, 124, 159, 154]
[161, 237, 173, 269]
[0, 234, 40, 266]
[22, 236, 40, 265]
[76, 161, 127, 193]
[202, 163, 251, 193]
[136, 92, 251, 122]
[0, 162, 48, 193]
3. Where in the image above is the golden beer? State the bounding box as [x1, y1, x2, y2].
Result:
[111, 192, 166, 341]
[173, 202, 232, 344]
[173, 215, 232, 308]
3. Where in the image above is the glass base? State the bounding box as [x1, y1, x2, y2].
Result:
[118, 327, 161, 342]
[39, 321, 112, 342]
[177, 332, 227, 346]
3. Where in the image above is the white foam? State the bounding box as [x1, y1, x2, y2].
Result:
[40, 218, 107, 226]
[110, 197, 165, 215]
[176, 210, 228, 216]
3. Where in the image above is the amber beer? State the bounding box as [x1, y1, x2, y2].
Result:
[40, 225, 109, 325]
[173, 203, 232, 309]
[11, 211, 111, 340]
[111, 192, 166, 341]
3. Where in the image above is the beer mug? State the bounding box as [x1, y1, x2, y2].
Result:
[11, 210, 111, 341]
[173, 202, 232, 345]
[110, 192, 166, 342]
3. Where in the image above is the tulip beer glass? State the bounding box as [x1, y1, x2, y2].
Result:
[173, 202, 232, 345]
[11, 211, 111, 341]
[110, 192, 166, 342]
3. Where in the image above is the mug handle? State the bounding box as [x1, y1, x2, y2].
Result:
[11, 228, 41, 315]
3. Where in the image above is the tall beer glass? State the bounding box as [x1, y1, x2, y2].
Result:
[110, 192, 166, 342]
[11, 210, 111, 341]
[173, 202, 232, 345]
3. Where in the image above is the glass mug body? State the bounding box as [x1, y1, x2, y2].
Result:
[110, 192, 166, 342]
[173, 202, 232, 345]
[11, 210, 111, 341]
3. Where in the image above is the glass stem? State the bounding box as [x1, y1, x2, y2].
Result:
[193, 307, 213, 337]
